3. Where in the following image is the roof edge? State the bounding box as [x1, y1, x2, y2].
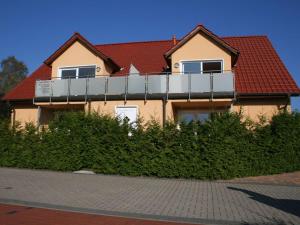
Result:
[44, 32, 120, 72]
[164, 25, 239, 62]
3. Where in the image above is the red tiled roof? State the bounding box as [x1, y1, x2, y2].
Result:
[223, 36, 299, 95]
[3, 64, 51, 100]
[3, 34, 299, 101]
[95, 40, 173, 75]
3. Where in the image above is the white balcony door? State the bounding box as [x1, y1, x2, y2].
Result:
[115, 106, 138, 124]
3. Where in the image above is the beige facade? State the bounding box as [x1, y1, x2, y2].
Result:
[12, 97, 291, 127]
[171, 33, 232, 73]
[51, 41, 112, 78]
[232, 98, 291, 122]
[12, 106, 38, 127]
[88, 100, 164, 124]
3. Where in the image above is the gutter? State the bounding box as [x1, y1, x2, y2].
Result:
[237, 92, 300, 97]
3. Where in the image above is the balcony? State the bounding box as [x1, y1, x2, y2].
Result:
[34, 72, 235, 102]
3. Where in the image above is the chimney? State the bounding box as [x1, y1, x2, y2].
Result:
[172, 35, 177, 45]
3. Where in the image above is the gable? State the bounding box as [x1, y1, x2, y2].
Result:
[51, 41, 113, 78]
[3, 35, 300, 102]
[171, 32, 232, 73]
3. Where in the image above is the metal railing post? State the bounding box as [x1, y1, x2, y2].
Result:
[166, 73, 169, 102]
[210, 73, 214, 101]
[67, 77, 70, 104]
[144, 73, 148, 103]
[85, 77, 89, 103]
[233, 72, 236, 101]
[50, 80, 53, 104]
[104, 77, 108, 104]
[188, 73, 191, 101]
[124, 75, 128, 103]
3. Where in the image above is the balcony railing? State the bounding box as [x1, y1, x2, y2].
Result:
[35, 71, 235, 102]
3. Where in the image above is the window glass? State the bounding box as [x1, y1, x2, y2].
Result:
[178, 111, 210, 123]
[180, 113, 195, 123]
[115, 106, 138, 125]
[202, 61, 222, 73]
[61, 69, 76, 79]
[79, 66, 96, 78]
[182, 62, 201, 74]
[196, 112, 210, 122]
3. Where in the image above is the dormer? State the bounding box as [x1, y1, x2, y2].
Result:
[44, 32, 120, 79]
[165, 25, 239, 74]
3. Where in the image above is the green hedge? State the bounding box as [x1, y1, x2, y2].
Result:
[0, 111, 299, 180]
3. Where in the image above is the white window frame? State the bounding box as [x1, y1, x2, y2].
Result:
[115, 105, 139, 125]
[177, 108, 227, 123]
[180, 59, 224, 74]
[177, 109, 211, 123]
[58, 64, 96, 79]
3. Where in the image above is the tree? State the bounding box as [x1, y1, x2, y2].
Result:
[0, 56, 28, 94]
[0, 56, 28, 118]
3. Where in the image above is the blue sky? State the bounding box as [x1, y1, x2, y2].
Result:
[1, 0, 299, 110]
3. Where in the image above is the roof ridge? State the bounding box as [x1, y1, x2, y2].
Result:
[95, 35, 269, 47]
[95, 39, 173, 46]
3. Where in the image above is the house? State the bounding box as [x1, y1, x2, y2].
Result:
[3, 25, 300, 127]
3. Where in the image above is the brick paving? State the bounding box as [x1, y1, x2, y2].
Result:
[0, 168, 299, 225]
[222, 171, 300, 186]
[0, 203, 196, 225]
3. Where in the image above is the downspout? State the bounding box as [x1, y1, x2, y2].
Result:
[37, 106, 41, 129]
[88, 100, 91, 114]
[162, 98, 167, 127]
[11, 108, 16, 129]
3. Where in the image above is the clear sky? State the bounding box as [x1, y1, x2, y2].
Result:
[1, 0, 299, 110]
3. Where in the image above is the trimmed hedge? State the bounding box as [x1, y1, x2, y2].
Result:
[0, 111, 299, 180]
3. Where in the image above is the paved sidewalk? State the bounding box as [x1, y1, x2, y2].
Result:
[0, 168, 299, 225]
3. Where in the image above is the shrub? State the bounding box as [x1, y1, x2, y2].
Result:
[0, 111, 299, 180]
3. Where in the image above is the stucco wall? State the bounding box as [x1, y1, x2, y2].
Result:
[11, 97, 291, 127]
[232, 98, 291, 122]
[51, 41, 112, 78]
[88, 100, 164, 124]
[171, 33, 232, 73]
[12, 106, 38, 127]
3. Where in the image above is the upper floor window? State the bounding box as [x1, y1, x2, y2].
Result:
[182, 60, 222, 74]
[59, 66, 96, 79]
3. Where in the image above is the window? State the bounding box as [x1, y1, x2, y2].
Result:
[59, 66, 96, 79]
[182, 60, 222, 74]
[182, 62, 201, 74]
[178, 110, 210, 123]
[115, 106, 138, 125]
[202, 61, 222, 73]
[61, 68, 77, 79]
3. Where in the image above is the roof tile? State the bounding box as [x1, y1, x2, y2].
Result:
[3, 35, 299, 101]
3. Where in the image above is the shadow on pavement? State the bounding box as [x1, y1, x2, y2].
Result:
[228, 186, 300, 219]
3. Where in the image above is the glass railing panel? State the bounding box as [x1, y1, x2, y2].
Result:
[70, 78, 86, 96]
[147, 75, 167, 94]
[88, 77, 106, 95]
[191, 74, 211, 93]
[213, 72, 234, 92]
[51, 79, 68, 97]
[127, 75, 145, 94]
[107, 76, 126, 95]
[35, 80, 51, 97]
[168, 75, 189, 94]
